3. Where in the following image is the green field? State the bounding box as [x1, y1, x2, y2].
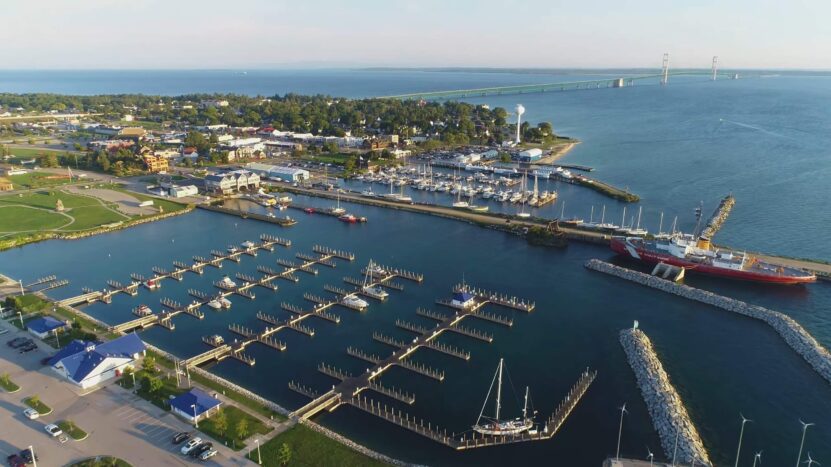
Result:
[198, 405, 272, 450]
[5, 146, 80, 158]
[250, 424, 389, 467]
[0, 187, 188, 249]
[8, 172, 74, 189]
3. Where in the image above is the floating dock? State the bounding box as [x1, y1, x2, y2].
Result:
[288, 284, 596, 450]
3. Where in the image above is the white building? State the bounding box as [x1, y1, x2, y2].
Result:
[245, 162, 309, 182]
[169, 185, 199, 198]
[205, 170, 260, 194]
[48, 333, 146, 389]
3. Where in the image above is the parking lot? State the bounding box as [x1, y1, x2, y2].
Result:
[0, 321, 254, 466]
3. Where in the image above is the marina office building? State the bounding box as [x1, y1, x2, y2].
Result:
[245, 162, 310, 182]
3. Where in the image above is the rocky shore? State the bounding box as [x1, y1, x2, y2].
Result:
[587, 259, 831, 385]
[701, 194, 735, 239]
[620, 327, 712, 465]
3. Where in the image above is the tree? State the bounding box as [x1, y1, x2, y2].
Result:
[96, 151, 111, 172]
[537, 121, 553, 136]
[38, 153, 59, 167]
[235, 418, 249, 441]
[212, 408, 228, 436]
[29, 394, 40, 406]
[142, 375, 163, 393]
[278, 443, 292, 466]
[0, 372, 11, 387]
[142, 355, 157, 373]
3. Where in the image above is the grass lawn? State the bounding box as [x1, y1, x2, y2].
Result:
[24, 396, 52, 415]
[60, 205, 127, 230]
[0, 206, 70, 232]
[8, 172, 74, 189]
[144, 349, 284, 421]
[108, 186, 189, 214]
[70, 456, 132, 467]
[199, 405, 272, 450]
[250, 424, 389, 467]
[0, 374, 20, 392]
[6, 294, 51, 314]
[121, 369, 186, 410]
[58, 419, 89, 440]
[5, 147, 79, 158]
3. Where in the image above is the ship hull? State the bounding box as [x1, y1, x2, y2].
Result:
[611, 238, 816, 284]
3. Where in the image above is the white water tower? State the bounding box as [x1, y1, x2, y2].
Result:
[515, 104, 525, 144]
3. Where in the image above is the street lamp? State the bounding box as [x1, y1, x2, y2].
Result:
[753, 451, 763, 467]
[734, 413, 752, 467]
[615, 403, 627, 460]
[28, 445, 36, 467]
[191, 403, 198, 428]
[646, 447, 654, 466]
[796, 420, 815, 467]
[17, 311, 23, 328]
[255, 438, 262, 465]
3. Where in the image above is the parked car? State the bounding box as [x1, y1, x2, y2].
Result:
[23, 408, 39, 420]
[19, 448, 38, 464]
[180, 437, 202, 455]
[19, 343, 38, 354]
[199, 448, 218, 461]
[7, 337, 29, 348]
[44, 424, 62, 437]
[189, 442, 213, 458]
[172, 431, 191, 444]
[6, 454, 26, 467]
[0, 328, 9, 335]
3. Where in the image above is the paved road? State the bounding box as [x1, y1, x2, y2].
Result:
[0, 320, 255, 466]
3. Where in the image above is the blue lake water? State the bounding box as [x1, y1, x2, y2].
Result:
[1, 69, 831, 465]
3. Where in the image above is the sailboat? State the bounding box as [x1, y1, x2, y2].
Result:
[517, 171, 531, 218]
[473, 358, 535, 436]
[331, 191, 346, 215]
[452, 173, 470, 209]
[361, 260, 389, 300]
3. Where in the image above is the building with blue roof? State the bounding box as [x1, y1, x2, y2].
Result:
[170, 388, 223, 424]
[50, 332, 146, 389]
[27, 316, 68, 339]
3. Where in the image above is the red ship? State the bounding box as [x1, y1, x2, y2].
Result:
[611, 234, 816, 284]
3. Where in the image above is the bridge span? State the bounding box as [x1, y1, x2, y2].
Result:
[380, 71, 737, 101]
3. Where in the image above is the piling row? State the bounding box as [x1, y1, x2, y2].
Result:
[620, 327, 712, 465]
[313, 245, 356, 261]
[365, 381, 416, 405]
[347, 347, 382, 364]
[586, 259, 831, 386]
[396, 359, 445, 381]
[395, 319, 431, 335]
[288, 381, 319, 399]
[415, 308, 450, 322]
[453, 283, 535, 312]
[372, 332, 407, 349]
[319, 363, 353, 381]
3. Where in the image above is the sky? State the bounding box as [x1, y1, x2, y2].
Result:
[2, 0, 830, 70]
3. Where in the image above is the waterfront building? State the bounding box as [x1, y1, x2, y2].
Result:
[169, 185, 199, 198]
[48, 333, 146, 389]
[517, 148, 543, 162]
[205, 170, 260, 194]
[26, 316, 68, 339]
[170, 388, 222, 423]
[245, 162, 309, 182]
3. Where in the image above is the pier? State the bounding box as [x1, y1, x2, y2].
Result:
[289, 284, 597, 450]
[179, 247, 360, 369]
[197, 203, 298, 226]
[61, 234, 291, 307]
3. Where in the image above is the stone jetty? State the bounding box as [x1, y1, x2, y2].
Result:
[587, 259, 831, 385]
[620, 326, 712, 465]
[701, 194, 735, 239]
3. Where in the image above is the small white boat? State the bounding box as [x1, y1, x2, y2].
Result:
[207, 298, 222, 310]
[341, 295, 369, 310]
[241, 240, 255, 248]
[143, 279, 161, 291]
[219, 276, 237, 288]
[220, 297, 232, 309]
[133, 304, 153, 316]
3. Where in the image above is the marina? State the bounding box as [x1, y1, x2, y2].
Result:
[288, 283, 596, 450]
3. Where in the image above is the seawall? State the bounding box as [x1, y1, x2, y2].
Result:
[620, 327, 711, 465]
[586, 259, 831, 385]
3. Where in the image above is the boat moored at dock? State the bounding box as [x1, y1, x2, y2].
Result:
[611, 234, 817, 284]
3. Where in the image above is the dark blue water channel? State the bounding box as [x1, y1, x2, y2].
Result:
[2, 198, 830, 466]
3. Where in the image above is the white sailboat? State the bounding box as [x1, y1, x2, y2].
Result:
[473, 358, 535, 436]
[517, 171, 531, 218]
[361, 260, 389, 300]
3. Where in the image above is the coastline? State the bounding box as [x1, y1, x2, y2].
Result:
[535, 140, 578, 165]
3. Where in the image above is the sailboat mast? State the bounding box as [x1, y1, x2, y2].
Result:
[495, 358, 503, 421]
[658, 211, 664, 235]
[590, 206, 594, 223]
[621, 206, 627, 228]
[636, 206, 643, 230]
[601, 205, 606, 224]
[561, 201, 565, 220]
[522, 386, 529, 420]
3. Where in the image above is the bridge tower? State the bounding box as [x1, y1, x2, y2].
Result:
[711, 56, 718, 80]
[660, 53, 669, 85]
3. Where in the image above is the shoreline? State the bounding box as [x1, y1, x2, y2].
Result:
[534, 140, 579, 165]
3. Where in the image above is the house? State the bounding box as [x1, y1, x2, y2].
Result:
[143, 155, 169, 173]
[517, 148, 543, 162]
[170, 388, 222, 423]
[27, 316, 68, 339]
[200, 100, 229, 109]
[118, 127, 148, 139]
[48, 332, 146, 389]
[0, 177, 12, 191]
